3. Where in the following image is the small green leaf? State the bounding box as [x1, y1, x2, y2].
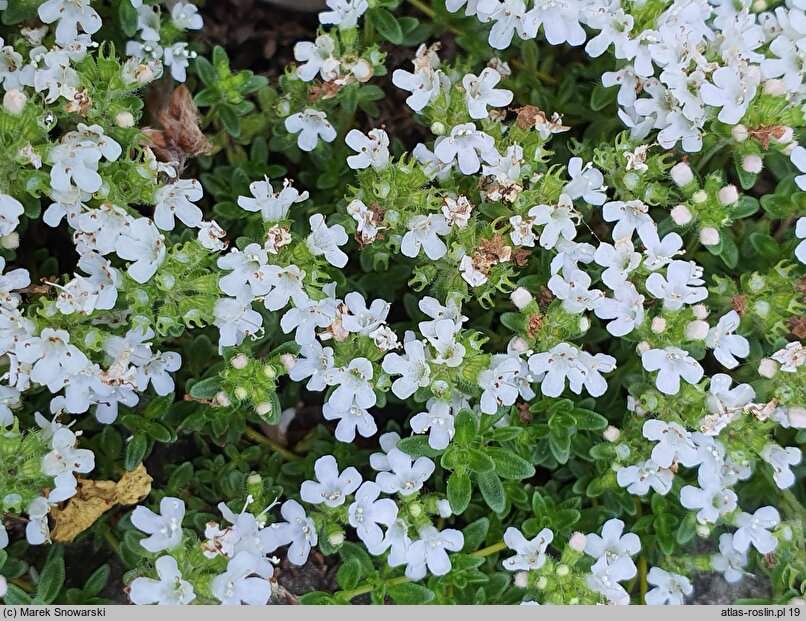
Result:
[118, 1, 139, 37]
[370, 8, 404, 45]
[462, 517, 490, 552]
[447, 469, 472, 514]
[454, 409, 478, 445]
[336, 558, 362, 591]
[478, 471, 506, 513]
[218, 105, 241, 138]
[188, 376, 222, 399]
[397, 435, 442, 458]
[749, 232, 779, 258]
[487, 447, 535, 480]
[387, 583, 435, 604]
[125, 435, 149, 471]
[573, 408, 608, 431]
[36, 558, 65, 604]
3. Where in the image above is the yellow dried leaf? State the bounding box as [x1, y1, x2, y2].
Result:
[49, 464, 153, 543]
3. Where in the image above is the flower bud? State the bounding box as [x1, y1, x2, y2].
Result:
[350, 59, 374, 82]
[327, 530, 345, 547]
[115, 111, 135, 128]
[615, 444, 631, 459]
[685, 320, 709, 340]
[636, 341, 650, 354]
[568, 532, 587, 552]
[1, 232, 20, 250]
[578, 316, 590, 332]
[3, 89, 27, 116]
[731, 124, 748, 142]
[234, 387, 248, 401]
[556, 564, 570, 577]
[255, 401, 273, 417]
[437, 499, 452, 518]
[231, 354, 249, 370]
[700, 227, 720, 246]
[430, 121, 445, 136]
[783, 142, 797, 156]
[603, 426, 620, 442]
[692, 304, 708, 320]
[509, 336, 530, 354]
[771, 126, 793, 144]
[409, 502, 423, 517]
[280, 353, 296, 370]
[758, 358, 778, 378]
[214, 391, 231, 407]
[671, 204, 693, 225]
[696, 524, 711, 538]
[742, 154, 763, 174]
[650, 317, 667, 334]
[263, 365, 277, 380]
[763, 79, 787, 96]
[535, 576, 548, 590]
[670, 162, 694, 187]
[692, 190, 708, 204]
[514, 572, 529, 588]
[511, 286, 534, 310]
[787, 406, 806, 428]
[717, 185, 739, 206]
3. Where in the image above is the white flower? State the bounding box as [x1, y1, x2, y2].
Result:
[641, 346, 704, 395]
[642, 420, 701, 468]
[410, 397, 461, 450]
[346, 129, 390, 171]
[281, 298, 338, 346]
[116, 218, 166, 284]
[263, 264, 308, 312]
[564, 158, 606, 206]
[213, 297, 264, 352]
[645, 568, 693, 605]
[603, 199, 653, 240]
[462, 68, 513, 119]
[153, 179, 203, 231]
[594, 282, 645, 337]
[300, 455, 362, 508]
[342, 292, 390, 335]
[711, 533, 747, 584]
[382, 339, 431, 399]
[593, 238, 641, 289]
[616, 459, 673, 495]
[306, 214, 348, 268]
[503, 527, 553, 571]
[285, 109, 337, 152]
[198, 220, 228, 252]
[487, 0, 538, 50]
[547, 267, 604, 314]
[680, 481, 737, 524]
[289, 341, 334, 390]
[129, 556, 195, 605]
[645, 260, 708, 310]
[38, 0, 101, 46]
[131, 497, 185, 553]
[238, 178, 308, 222]
[477, 355, 522, 413]
[434, 124, 498, 175]
[442, 195, 474, 229]
[392, 65, 445, 112]
[137, 351, 182, 396]
[41, 427, 95, 502]
[319, 0, 368, 29]
[294, 35, 340, 82]
[771, 341, 806, 373]
[266, 499, 317, 565]
[210, 552, 272, 606]
[163, 43, 196, 82]
[323, 399, 377, 443]
[369, 431, 401, 472]
[733, 507, 780, 554]
[706, 311, 749, 369]
[792, 147, 806, 192]
[528, 193, 579, 249]
[375, 448, 435, 496]
[796, 217, 806, 263]
[586, 557, 631, 605]
[171, 3, 203, 30]
[404, 525, 464, 579]
[0, 194, 24, 237]
[584, 519, 641, 580]
[637, 222, 683, 271]
[401, 214, 451, 260]
[17, 328, 89, 393]
[25, 497, 52, 545]
[425, 319, 465, 367]
[528, 343, 583, 398]
[348, 481, 398, 547]
[218, 244, 272, 299]
[760, 443, 802, 489]
[700, 66, 758, 125]
[324, 357, 376, 410]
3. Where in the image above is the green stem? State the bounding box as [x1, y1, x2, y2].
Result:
[242, 426, 302, 461]
[405, 0, 465, 37]
[339, 540, 508, 601]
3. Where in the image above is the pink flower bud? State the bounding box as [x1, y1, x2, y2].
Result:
[758, 358, 778, 378]
[671, 204, 693, 225]
[718, 185, 738, 206]
[511, 286, 534, 310]
[742, 154, 763, 174]
[670, 162, 694, 187]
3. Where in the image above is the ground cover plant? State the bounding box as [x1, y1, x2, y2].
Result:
[0, 0, 804, 606]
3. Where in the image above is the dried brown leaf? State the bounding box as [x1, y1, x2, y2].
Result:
[49, 464, 153, 542]
[142, 85, 212, 169]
